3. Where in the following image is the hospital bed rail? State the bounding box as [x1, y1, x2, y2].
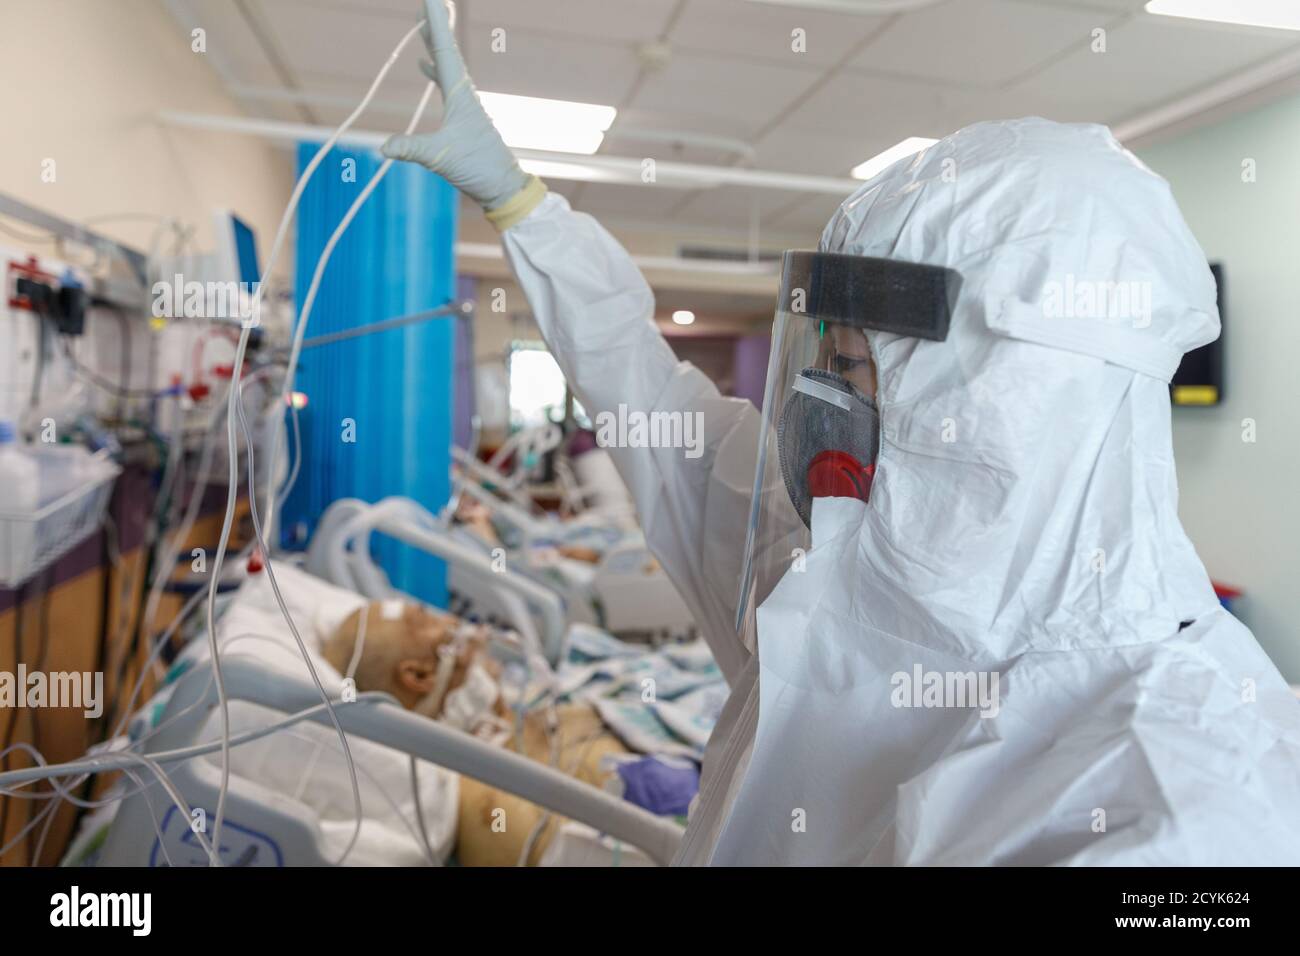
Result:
[306, 496, 570, 664]
[94, 654, 685, 866]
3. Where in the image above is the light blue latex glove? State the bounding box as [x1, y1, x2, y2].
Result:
[381, 0, 536, 219]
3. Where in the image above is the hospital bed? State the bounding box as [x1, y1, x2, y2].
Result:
[454, 438, 638, 527]
[83, 501, 720, 867]
[86, 559, 689, 867]
[304, 495, 572, 662]
[447, 455, 695, 639]
[38, 14, 697, 869]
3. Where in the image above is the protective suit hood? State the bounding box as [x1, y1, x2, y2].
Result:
[816, 117, 1221, 662]
[500, 115, 1300, 866]
[692, 118, 1300, 866]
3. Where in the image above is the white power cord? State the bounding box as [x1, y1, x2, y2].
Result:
[202, 19, 432, 863]
[0, 13, 443, 868]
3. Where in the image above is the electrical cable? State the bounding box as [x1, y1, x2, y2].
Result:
[139, 364, 279, 661]
[98, 303, 135, 420]
[202, 19, 431, 863]
[109, 385, 188, 712]
[0, 693, 393, 788]
[29, 312, 48, 412]
[102, 497, 157, 735]
[275, 397, 302, 516]
[100, 513, 144, 732]
[30, 781, 58, 865]
[132, 366, 270, 661]
[138, 374, 244, 658]
[0, 660, 393, 865]
[41, 379, 308, 858]
[233, 386, 366, 865]
[3, 591, 550, 866]
[12, 551, 242, 857]
[57, 335, 159, 399]
[0, 765, 167, 866]
[0, 754, 170, 864]
[0, 16, 437, 867]
[261, 80, 436, 537]
[0, 560, 250, 827]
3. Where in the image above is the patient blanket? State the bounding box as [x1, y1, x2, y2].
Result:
[554, 626, 728, 759]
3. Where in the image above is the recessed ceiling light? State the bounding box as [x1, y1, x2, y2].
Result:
[850, 136, 938, 181]
[1145, 0, 1300, 31]
[672, 310, 696, 326]
[478, 92, 617, 155]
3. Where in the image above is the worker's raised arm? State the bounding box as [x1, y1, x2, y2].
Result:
[500, 193, 756, 682]
[381, 0, 755, 681]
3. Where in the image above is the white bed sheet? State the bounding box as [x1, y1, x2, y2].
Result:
[178, 562, 460, 866]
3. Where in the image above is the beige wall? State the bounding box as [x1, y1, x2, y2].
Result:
[0, 0, 294, 277]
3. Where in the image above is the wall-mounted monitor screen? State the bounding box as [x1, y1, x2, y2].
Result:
[1171, 262, 1224, 406]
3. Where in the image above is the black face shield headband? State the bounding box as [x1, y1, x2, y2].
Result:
[734, 250, 962, 637]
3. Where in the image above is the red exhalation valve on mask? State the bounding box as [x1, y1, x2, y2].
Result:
[807, 450, 874, 502]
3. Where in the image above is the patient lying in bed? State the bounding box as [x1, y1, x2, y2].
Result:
[321, 602, 628, 865]
[322, 602, 512, 737]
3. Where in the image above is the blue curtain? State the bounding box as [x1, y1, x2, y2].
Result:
[281, 143, 458, 606]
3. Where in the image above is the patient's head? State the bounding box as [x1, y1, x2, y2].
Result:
[323, 602, 503, 726]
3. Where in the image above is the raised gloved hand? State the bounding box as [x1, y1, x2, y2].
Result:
[382, 0, 546, 231]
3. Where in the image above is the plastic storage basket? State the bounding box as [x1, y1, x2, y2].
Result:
[0, 446, 120, 590]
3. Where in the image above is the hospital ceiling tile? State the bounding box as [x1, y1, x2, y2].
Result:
[669, 0, 892, 69]
[460, 29, 643, 105]
[671, 184, 809, 232]
[300, 99, 441, 132]
[1024, 0, 1154, 12]
[775, 69, 984, 141]
[630, 51, 824, 136]
[179, 0, 286, 88]
[764, 190, 851, 234]
[1019, 14, 1300, 119]
[568, 182, 693, 220]
[605, 108, 761, 158]
[848, 0, 1107, 89]
[252, 0, 428, 85]
[278, 0, 420, 17]
[600, 140, 762, 171]
[466, 0, 680, 43]
[750, 128, 880, 177]
[289, 67, 435, 106]
[190, 0, 1300, 239]
[235, 96, 312, 127]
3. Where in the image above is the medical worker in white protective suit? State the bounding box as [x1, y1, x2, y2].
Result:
[385, 0, 1300, 865]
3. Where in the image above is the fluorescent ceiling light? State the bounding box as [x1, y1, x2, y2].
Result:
[1145, 0, 1300, 31]
[478, 92, 616, 154]
[850, 136, 937, 180]
[518, 158, 627, 183]
[671, 310, 696, 326]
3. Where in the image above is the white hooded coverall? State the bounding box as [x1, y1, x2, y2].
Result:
[500, 118, 1300, 865]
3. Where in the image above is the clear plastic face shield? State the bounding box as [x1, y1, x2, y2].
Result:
[735, 251, 961, 643]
